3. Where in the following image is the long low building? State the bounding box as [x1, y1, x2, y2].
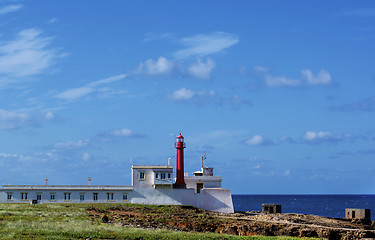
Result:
[0, 133, 234, 213]
[1, 185, 133, 203]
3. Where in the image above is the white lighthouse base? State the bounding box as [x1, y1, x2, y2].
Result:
[131, 187, 234, 213]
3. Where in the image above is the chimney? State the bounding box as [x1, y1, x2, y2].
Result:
[88, 177, 92, 186]
[45, 177, 48, 185]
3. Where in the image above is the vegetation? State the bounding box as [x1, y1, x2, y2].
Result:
[0, 203, 318, 239]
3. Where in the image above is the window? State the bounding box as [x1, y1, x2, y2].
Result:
[93, 193, 98, 201]
[155, 173, 158, 179]
[36, 194, 42, 201]
[21, 192, 28, 200]
[122, 193, 128, 201]
[7, 193, 12, 201]
[139, 172, 145, 180]
[50, 193, 56, 201]
[80, 194, 85, 201]
[168, 173, 171, 179]
[107, 193, 114, 201]
[64, 192, 71, 201]
[161, 173, 166, 179]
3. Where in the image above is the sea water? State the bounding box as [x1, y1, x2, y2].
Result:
[232, 195, 375, 221]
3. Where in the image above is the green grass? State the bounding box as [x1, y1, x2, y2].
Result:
[0, 203, 317, 239]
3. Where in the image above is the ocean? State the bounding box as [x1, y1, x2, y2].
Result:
[232, 195, 375, 221]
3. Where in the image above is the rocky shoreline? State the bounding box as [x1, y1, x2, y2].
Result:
[87, 204, 375, 239]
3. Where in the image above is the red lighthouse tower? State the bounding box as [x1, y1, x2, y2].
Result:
[174, 133, 186, 188]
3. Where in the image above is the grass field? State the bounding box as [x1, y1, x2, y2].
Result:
[0, 203, 319, 239]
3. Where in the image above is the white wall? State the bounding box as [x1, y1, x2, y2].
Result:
[130, 187, 234, 213]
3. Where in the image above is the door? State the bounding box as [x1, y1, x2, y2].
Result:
[196, 183, 203, 193]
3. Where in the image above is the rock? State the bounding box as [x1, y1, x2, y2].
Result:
[100, 214, 109, 223]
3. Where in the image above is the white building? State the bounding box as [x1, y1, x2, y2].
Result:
[0, 134, 234, 213]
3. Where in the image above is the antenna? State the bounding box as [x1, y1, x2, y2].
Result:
[201, 152, 206, 169]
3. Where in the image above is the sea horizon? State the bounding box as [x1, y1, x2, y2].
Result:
[232, 194, 375, 221]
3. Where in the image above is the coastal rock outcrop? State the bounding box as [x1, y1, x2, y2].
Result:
[87, 205, 375, 239]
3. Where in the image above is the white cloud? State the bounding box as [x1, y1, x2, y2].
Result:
[0, 109, 55, 130]
[173, 32, 238, 59]
[48, 18, 57, 24]
[108, 128, 134, 137]
[89, 74, 127, 87]
[168, 88, 251, 108]
[44, 111, 54, 120]
[188, 58, 215, 80]
[304, 131, 332, 141]
[252, 164, 261, 169]
[0, 153, 18, 158]
[0, 4, 23, 15]
[283, 169, 291, 176]
[82, 152, 90, 161]
[301, 69, 332, 85]
[137, 56, 173, 75]
[97, 128, 142, 142]
[262, 68, 332, 87]
[55, 87, 93, 101]
[169, 88, 195, 100]
[135, 32, 237, 80]
[246, 135, 274, 146]
[54, 139, 90, 150]
[0, 109, 30, 130]
[253, 65, 269, 73]
[265, 75, 300, 87]
[0, 28, 58, 82]
[55, 74, 127, 101]
[246, 135, 265, 145]
[302, 130, 351, 143]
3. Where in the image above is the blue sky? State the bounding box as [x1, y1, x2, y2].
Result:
[0, 1, 374, 194]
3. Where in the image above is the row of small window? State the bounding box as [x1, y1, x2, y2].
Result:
[138, 172, 173, 180]
[155, 172, 171, 179]
[7, 192, 128, 201]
